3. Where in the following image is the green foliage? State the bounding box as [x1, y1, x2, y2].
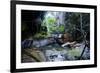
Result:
[47, 17, 56, 25]
[42, 17, 65, 34]
[58, 25, 64, 33]
[42, 17, 56, 34]
[42, 17, 56, 26]
[33, 31, 48, 39]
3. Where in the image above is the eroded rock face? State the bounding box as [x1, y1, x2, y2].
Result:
[32, 38, 55, 48]
[22, 40, 33, 49]
[22, 38, 90, 62]
[22, 38, 55, 49]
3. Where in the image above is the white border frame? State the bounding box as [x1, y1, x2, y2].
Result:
[16, 4, 94, 69]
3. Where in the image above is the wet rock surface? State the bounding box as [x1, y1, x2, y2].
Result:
[22, 39, 90, 63]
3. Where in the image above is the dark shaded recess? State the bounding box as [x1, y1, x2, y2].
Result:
[67, 13, 90, 42]
[82, 13, 90, 41]
[72, 30, 82, 42]
[21, 10, 45, 41]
